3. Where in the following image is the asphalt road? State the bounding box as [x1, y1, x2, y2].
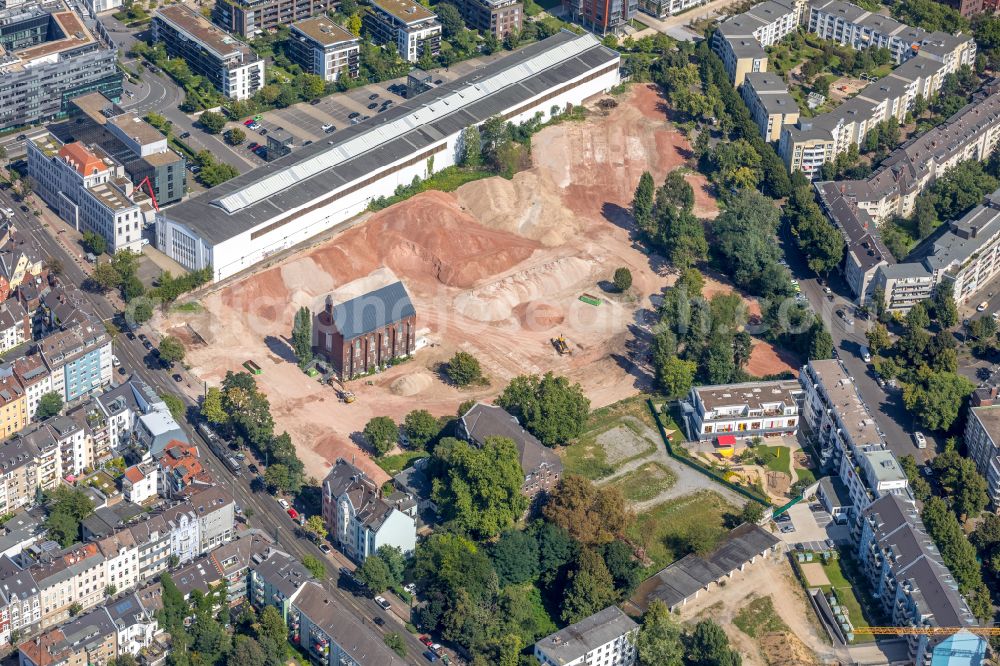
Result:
[0, 185, 428, 662]
[778, 228, 936, 463]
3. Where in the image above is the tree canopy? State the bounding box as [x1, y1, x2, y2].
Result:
[496, 372, 591, 447]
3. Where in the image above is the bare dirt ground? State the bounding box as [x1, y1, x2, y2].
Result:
[800, 562, 831, 587]
[678, 556, 835, 666]
[158, 85, 791, 485]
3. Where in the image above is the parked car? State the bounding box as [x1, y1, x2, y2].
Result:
[180, 132, 191, 139]
[979, 301, 990, 312]
[287, 507, 299, 521]
[278, 498, 290, 509]
[243, 119, 254, 126]
[423, 651, 439, 662]
[348, 112, 360, 119]
[247, 142, 259, 150]
[420, 637, 433, 648]
[373, 616, 385, 626]
[922, 465, 934, 476]
[258, 128, 268, 135]
[142, 340, 153, 350]
[112, 355, 120, 367]
[310, 98, 321, 105]
[914, 431, 927, 449]
[374, 596, 390, 611]
[369, 93, 379, 100]
[319, 544, 331, 554]
[172, 374, 182, 382]
[403, 583, 416, 594]
[367, 102, 378, 110]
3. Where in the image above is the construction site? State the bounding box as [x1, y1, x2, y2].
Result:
[155, 84, 794, 484]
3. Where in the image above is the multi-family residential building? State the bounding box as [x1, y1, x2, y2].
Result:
[321, 458, 417, 562]
[288, 581, 408, 665]
[287, 17, 359, 83]
[638, 0, 703, 19]
[799, 359, 907, 524]
[96, 530, 140, 596]
[121, 464, 158, 505]
[18, 599, 118, 666]
[211, 0, 335, 37]
[0, 432, 60, 516]
[363, 0, 441, 63]
[680, 379, 803, 441]
[459, 403, 563, 498]
[182, 485, 236, 553]
[152, 5, 265, 100]
[0, 369, 27, 439]
[455, 0, 521, 37]
[0, 555, 40, 636]
[562, 0, 636, 34]
[711, 0, 799, 86]
[31, 542, 107, 628]
[741, 72, 800, 142]
[158, 440, 207, 497]
[534, 606, 639, 666]
[248, 547, 313, 620]
[38, 319, 112, 403]
[858, 494, 982, 665]
[48, 92, 187, 208]
[0, 2, 122, 131]
[0, 300, 29, 355]
[0, 227, 45, 297]
[208, 530, 273, 606]
[26, 135, 147, 256]
[95, 376, 172, 454]
[103, 592, 159, 658]
[964, 400, 1000, 508]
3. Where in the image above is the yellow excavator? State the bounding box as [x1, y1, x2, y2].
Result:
[551, 334, 571, 355]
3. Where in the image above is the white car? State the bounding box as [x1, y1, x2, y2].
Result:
[277, 498, 290, 509]
[374, 596, 391, 610]
[112, 355, 120, 367]
[914, 432, 927, 449]
[978, 301, 989, 312]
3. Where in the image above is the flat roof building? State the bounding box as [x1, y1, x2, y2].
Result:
[534, 606, 639, 666]
[454, 0, 522, 38]
[363, 0, 441, 63]
[0, 2, 122, 131]
[211, 0, 335, 37]
[680, 378, 803, 442]
[287, 17, 359, 82]
[711, 0, 799, 86]
[155, 31, 620, 282]
[152, 5, 264, 100]
[741, 72, 799, 142]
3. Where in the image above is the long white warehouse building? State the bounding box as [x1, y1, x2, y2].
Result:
[155, 31, 621, 281]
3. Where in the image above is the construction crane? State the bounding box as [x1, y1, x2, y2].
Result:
[853, 626, 1000, 637]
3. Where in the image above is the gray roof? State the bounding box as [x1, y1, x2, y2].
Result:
[460, 403, 563, 480]
[58, 605, 117, 649]
[292, 581, 408, 664]
[919, 194, 1000, 273]
[0, 554, 37, 601]
[863, 494, 977, 628]
[160, 31, 618, 245]
[815, 181, 895, 272]
[743, 72, 798, 114]
[628, 523, 780, 612]
[105, 593, 154, 629]
[534, 606, 638, 663]
[251, 548, 313, 598]
[818, 475, 851, 507]
[328, 280, 415, 340]
[172, 555, 224, 597]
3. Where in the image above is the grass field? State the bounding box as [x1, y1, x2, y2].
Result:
[612, 462, 677, 503]
[375, 450, 426, 477]
[756, 445, 791, 475]
[561, 395, 660, 480]
[626, 490, 737, 570]
[817, 554, 879, 644]
[733, 595, 789, 638]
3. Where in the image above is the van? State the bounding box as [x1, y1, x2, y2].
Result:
[861, 346, 871, 363]
[321, 123, 333, 132]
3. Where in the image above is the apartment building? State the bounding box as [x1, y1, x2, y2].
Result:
[363, 0, 441, 63]
[27, 136, 146, 254]
[0, 434, 56, 517]
[32, 542, 107, 629]
[248, 547, 313, 620]
[49, 93, 187, 208]
[158, 440, 207, 497]
[638, 0, 703, 19]
[0, 3, 122, 132]
[799, 359, 907, 523]
[711, 0, 798, 86]
[211, 0, 335, 37]
[680, 379, 803, 441]
[288, 581, 408, 665]
[321, 458, 417, 562]
[858, 494, 982, 665]
[0, 300, 29, 355]
[0, 555, 40, 636]
[121, 464, 158, 504]
[0, 372, 26, 439]
[18, 601, 117, 666]
[534, 606, 639, 666]
[287, 17, 359, 82]
[153, 5, 265, 100]
[741, 72, 800, 142]
[208, 530, 273, 606]
[562, 0, 636, 35]
[37, 319, 112, 403]
[455, 0, 521, 37]
[964, 402, 1000, 508]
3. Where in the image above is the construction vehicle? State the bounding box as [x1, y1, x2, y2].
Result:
[327, 376, 356, 403]
[551, 335, 571, 355]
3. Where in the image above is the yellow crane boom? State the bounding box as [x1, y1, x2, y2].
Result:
[853, 627, 1000, 636]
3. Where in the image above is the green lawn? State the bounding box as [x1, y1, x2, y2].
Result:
[817, 554, 881, 644]
[375, 451, 426, 477]
[561, 395, 660, 480]
[733, 595, 789, 638]
[611, 462, 677, 503]
[626, 490, 737, 571]
[756, 445, 791, 475]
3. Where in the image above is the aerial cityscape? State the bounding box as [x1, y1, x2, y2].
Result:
[2, 0, 1000, 660]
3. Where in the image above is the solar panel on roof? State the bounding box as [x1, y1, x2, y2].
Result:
[213, 32, 602, 214]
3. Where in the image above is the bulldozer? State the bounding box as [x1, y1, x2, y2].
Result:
[551, 335, 571, 356]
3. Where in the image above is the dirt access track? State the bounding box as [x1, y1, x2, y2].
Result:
[157, 85, 782, 484]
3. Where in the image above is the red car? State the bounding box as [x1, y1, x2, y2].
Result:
[247, 142, 259, 150]
[287, 508, 299, 521]
[420, 636, 433, 647]
[243, 119, 254, 126]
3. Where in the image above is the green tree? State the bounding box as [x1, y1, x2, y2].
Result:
[291, 306, 313, 367]
[158, 336, 185, 365]
[201, 386, 228, 425]
[199, 110, 226, 134]
[301, 554, 325, 579]
[446, 351, 483, 386]
[432, 436, 527, 539]
[383, 633, 406, 657]
[740, 501, 765, 524]
[81, 230, 108, 256]
[403, 409, 441, 449]
[436, 2, 464, 36]
[496, 372, 591, 447]
[459, 125, 482, 167]
[866, 322, 891, 355]
[363, 416, 398, 456]
[347, 13, 362, 35]
[922, 496, 992, 621]
[632, 171, 656, 234]
[933, 450, 989, 521]
[601, 540, 642, 597]
[132, 300, 154, 325]
[36, 392, 63, 420]
[933, 282, 959, 329]
[561, 548, 617, 624]
[653, 353, 696, 399]
[636, 600, 684, 666]
[543, 474, 628, 545]
[613, 267, 633, 292]
[303, 515, 327, 541]
[903, 371, 974, 431]
[160, 392, 185, 421]
[686, 619, 742, 666]
[228, 636, 266, 666]
[356, 554, 392, 592]
[224, 127, 246, 145]
[489, 529, 540, 586]
[256, 605, 288, 647]
[91, 262, 122, 291]
[375, 545, 406, 587]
